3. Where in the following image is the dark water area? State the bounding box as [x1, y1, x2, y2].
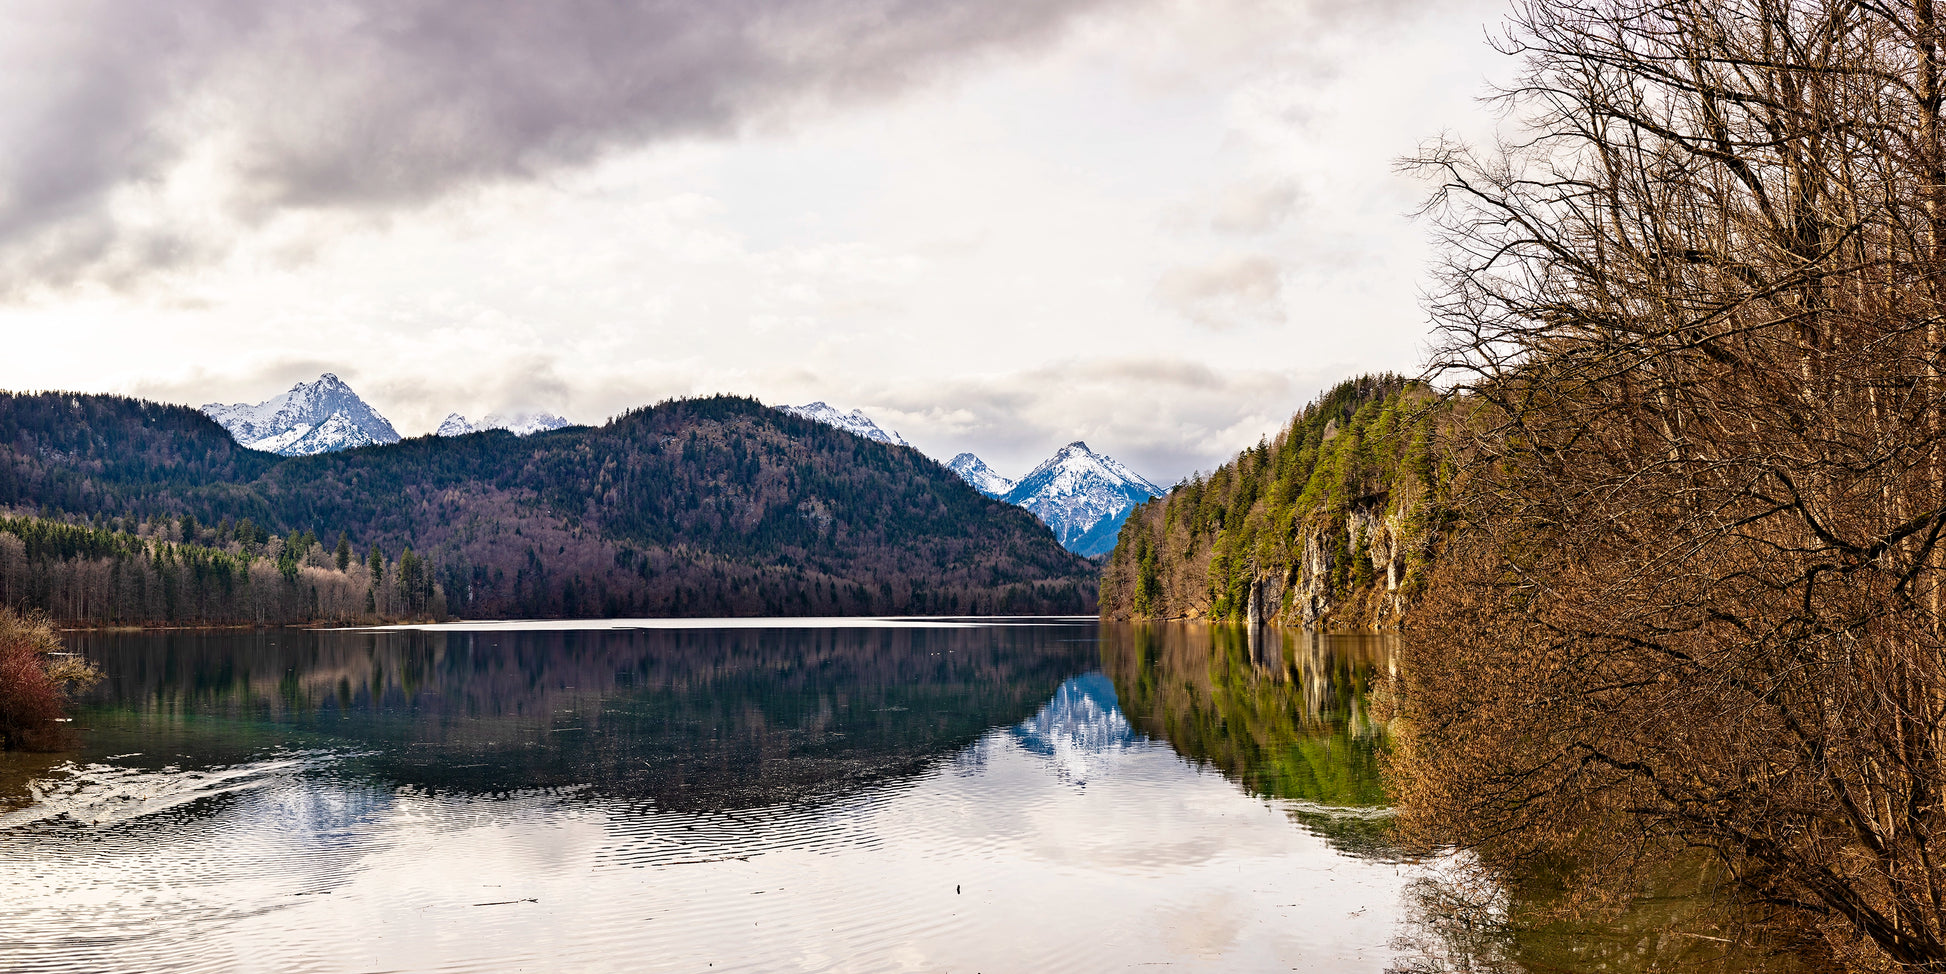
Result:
[0, 619, 1813, 972]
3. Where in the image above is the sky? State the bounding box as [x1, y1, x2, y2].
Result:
[0, 0, 1512, 484]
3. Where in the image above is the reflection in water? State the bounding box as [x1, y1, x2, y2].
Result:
[1101, 623, 1827, 973]
[51, 624, 1094, 809]
[1102, 622, 1397, 858]
[1007, 672, 1142, 785]
[1103, 622, 1392, 808]
[2, 621, 1427, 973]
[0, 621, 1821, 972]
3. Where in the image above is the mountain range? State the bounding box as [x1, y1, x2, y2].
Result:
[777, 402, 910, 447]
[782, 403, 1163, 558]
[947, 453, 1015, 497]
[997, 443, 1164, 557]
[436, 411, 572, 437]
[0, 392, 1097, 619]
[202, 374, 572, 456]
[200, 380, 1159, 560]
[948, 444, 1164, 556]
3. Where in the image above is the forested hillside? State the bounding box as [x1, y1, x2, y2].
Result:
[0, 392, 1096, 623]
[0, 514, 439, 625]
[1099, 376, 1442, 630]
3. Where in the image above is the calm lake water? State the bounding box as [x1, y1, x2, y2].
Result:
[0, 619, 1807, 972]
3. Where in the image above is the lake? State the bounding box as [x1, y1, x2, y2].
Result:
[0, 619, 1808, 972]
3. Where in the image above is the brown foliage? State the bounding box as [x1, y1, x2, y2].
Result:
[1389, 0, 1946, 967]
[0, 608, 93, 751]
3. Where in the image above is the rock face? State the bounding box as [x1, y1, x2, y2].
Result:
[1099, 374, 1437, 631]
[777, 402, 910, 447]
[946, 453, 1015, 498]
[201, 374, 402, 456]
[1279, 498, 1422, 629]
[1001, 442, 1165, 557]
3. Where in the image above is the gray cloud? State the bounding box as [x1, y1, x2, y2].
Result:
[855, 357, 1351, 484]
[128, 356, 367, 409]
[0, 0, 1129, 291]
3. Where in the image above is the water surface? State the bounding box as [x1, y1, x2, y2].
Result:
[0, 619, 1805, 972]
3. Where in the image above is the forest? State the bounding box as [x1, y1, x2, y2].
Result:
[0, 393, 1095, 624]
[1098, 374, 1443, 630]
[0, 513, 439, 626]
[1101, 0, 1946, 966]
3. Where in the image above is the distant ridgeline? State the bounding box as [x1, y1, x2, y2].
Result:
[1099, 376, 1443, 630]
[0, 392, 1096, 625]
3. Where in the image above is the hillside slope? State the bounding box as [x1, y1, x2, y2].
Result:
[1098, 375, 1442, 630]
[0, 392, 1096, 620]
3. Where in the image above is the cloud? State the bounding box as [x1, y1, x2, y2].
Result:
[1153, 254, 1284, 329]
[1208, 179, 1301, 235]
[843, 356, 1352, 483]
[0, 0, 1130, 293]
[127, 357, 357, 409]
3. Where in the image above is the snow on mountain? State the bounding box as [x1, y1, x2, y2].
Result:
[434, 410, 571, 437]
[201, 373, 402, 456]
[778, 402, 911, 447]
[1001, 442, 1164, 556]
[483, 410, 570, 436]
[946, 452, 1015, 498]
[434, 413, 476, 436]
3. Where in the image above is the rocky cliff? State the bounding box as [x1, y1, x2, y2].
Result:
[1099, 375, 1442, 631]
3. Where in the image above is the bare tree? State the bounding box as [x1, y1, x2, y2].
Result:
[1391, 0, 1946, 967]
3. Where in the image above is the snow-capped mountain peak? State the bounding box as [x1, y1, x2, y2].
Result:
[434, 410, 570, 437]
[201, 373, 402, 456]
[484, 410, 570, 436]
[1001, 441, 1163, 556]
[947, 453, 1015, 498]
[435, 413, 476, 437]
[778, 402, 910, 447]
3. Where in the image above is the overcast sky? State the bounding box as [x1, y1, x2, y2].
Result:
[0, 0, 1511, 483]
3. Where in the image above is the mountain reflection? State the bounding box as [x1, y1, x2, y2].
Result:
[1007, 672, 1143, 784]
[64, 624, 1096, 810]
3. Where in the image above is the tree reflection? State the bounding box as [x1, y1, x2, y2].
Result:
[65, 625, 1095, 809]
[1099, 621, 1398, 855]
